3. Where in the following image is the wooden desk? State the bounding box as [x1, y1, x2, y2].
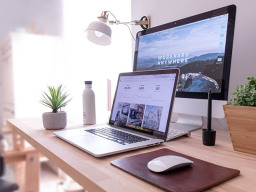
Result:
[7, 118, 256, 192]
[1, 125, 40, 192]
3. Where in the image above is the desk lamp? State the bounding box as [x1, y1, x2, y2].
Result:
[85, 11, 150, 45]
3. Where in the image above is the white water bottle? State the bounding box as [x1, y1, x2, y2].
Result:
[83, 81, 96, 124]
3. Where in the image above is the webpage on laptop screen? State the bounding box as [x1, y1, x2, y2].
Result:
[110, 74, 176, 135]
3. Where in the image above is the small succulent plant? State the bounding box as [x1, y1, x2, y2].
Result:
[230, 77, 256, 106]
[40, 85, 71, 113]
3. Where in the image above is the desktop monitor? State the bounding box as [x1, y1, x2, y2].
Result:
[133, 5, 236, 130]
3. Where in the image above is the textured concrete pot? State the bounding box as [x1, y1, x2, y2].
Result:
[42, 111, 67, 130]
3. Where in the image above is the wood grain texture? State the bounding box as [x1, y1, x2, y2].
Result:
[223, 104, 256, 155]
[7, 118, 256, 192]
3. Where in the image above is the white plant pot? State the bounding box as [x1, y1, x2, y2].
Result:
[42, 111, 67, 130]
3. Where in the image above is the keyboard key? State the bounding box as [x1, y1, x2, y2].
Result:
[85, 127, 149, 145]
[167, 129, 188, 140]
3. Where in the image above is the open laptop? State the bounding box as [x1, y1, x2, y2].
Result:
[54, 69, 179, 157]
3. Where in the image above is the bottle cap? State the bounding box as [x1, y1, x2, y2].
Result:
[84, 81, 92, 84]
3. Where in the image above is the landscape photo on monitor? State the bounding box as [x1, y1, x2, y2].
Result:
[136, 14, 229, 93]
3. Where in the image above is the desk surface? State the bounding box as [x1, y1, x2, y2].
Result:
[7, 118, 256, 192]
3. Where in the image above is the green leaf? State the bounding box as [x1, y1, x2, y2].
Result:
[40, 84, 72, 112]
[229, 76, 256, 106]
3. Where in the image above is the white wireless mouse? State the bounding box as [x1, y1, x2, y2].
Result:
[147, 155, 193, 173]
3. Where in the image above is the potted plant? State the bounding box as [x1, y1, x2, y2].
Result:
[41, 85, 71, 130]
[223, 77, 256, 155]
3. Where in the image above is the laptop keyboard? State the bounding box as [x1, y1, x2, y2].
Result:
[167, 129, 188, 141]
[85, 127, 149, 145]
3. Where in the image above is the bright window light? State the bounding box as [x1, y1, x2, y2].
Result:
[63, 0, 132, 123]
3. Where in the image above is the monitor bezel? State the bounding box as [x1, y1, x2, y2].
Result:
[133, 5, 236, 100]
[108, 69, 180, 141]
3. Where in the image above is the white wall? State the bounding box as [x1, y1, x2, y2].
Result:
[0, 0, 63, 43]
[131, 0, 256, 100]
[0, 0, 63, 126]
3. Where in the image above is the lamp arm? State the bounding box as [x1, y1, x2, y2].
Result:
[102, 11, 150, 29]
[109, 22, 136, 41]
[104, 11, 136, 40]
[109, 21, 134, 25]
[104, 10, 119, 22]
[109, 20, 147, 25]
[96, 11, 150, 41]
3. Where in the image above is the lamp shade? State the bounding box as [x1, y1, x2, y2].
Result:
[85, 21, 112, 46]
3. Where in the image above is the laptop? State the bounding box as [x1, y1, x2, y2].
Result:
[54, 69, 179, 157]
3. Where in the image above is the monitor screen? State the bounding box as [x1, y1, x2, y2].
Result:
[133, 5, 236, 100]
[109, 70, 178, 138]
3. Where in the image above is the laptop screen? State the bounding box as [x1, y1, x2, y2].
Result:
[109, 70, 179, 139]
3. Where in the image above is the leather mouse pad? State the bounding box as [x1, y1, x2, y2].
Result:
[111, 148, 239, 192]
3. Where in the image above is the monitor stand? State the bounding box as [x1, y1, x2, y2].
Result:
[170, 113, 202, 132]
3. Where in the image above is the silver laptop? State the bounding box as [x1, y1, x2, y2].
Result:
[54, 69, 179, 157]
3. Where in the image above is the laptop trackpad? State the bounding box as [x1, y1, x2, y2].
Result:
[69, 134, 122, 155]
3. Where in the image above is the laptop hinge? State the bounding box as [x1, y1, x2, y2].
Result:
[109, 125, 158, 139]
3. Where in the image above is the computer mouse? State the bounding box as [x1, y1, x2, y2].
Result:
[147, 155, 193, 173]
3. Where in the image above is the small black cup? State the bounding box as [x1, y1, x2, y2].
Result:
[202, 129, 216, 146]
